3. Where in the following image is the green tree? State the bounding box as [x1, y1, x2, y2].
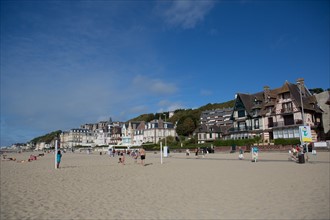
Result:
[309, 88, 324, 94]
[177, 117, 196, 136]
[254, 135, 262, 146]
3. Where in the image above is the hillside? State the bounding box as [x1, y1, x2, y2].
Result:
[129, 100, 235, 122]
[128, 100, 235, 136]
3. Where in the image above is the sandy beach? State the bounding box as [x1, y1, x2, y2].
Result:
[1, 150, 329, 220]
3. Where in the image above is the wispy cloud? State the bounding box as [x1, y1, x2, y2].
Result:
[270, 33, 297, 50]
[200, 89, 213, 96]
[158, 0, 215, 29]
[208, 28, 219, 36]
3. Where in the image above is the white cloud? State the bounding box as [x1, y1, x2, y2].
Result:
[132, 75, 177, 95]
[160, 1, 215, 29]
[158, 100, 185, 112]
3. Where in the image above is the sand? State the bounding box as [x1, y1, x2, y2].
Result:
[1, 150, 329, 220]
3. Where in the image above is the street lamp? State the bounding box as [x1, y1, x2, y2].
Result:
[297, 81, 305, 125]
[297, 80, 308, 161]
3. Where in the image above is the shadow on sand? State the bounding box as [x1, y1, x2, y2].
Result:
[59, 166, 78, 169]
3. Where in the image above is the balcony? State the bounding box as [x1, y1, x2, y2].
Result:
[311, 122, 323, 129]
[273, 119, 303, 128]
[280, 108, 293, 114]
[229, 126, 252, 132]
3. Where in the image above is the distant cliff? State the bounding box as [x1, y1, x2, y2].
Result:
[30, 130, 62, 144]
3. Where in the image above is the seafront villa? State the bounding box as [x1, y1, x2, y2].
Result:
[59, 118, 177, 149]
[195, 78, 329, 144]
[229, 78, 324, 143]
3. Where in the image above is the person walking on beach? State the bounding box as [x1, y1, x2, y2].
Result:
[139, 147, 146, 166]
[133, 150, 138, 163]
[251, 146, 259, 162]
[56, 150, 62, 169]
[238, 147, 244, 160]
[195, 148, 199, 157]
[118, 151, 125, 165]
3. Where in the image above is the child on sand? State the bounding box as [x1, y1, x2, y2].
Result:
[238, 147, 244, 160]
[57, 150, 62, 168]
[139, 148, 146, 166]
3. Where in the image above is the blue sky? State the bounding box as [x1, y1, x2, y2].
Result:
[1, 0, 329, 146]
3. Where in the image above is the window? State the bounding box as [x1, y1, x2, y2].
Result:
[282, 102, 293, 112]
[254, 99, 262, 105]
[238, 122, 246, 130]
[254, 119, 259, 129]
[284, 115, 294, 125]
[268, 117, 274, 127]
[238, 110, 245, 117]
[294, 128, 299, 138]
[282, 92, 290, 99]
[288, 128, 294, 138]
[253, 109, 260, 116]
[283, 130, 288, 138]
[278, 130, 283, 138]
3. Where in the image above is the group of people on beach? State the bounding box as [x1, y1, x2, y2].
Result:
[289, 145, 302, 162]
[114, 148, 146, 166]
[288, 144, 316, 163]
[1, 153, 46, 163]
[191, 148, 208, 158]
[236, 146, 258, 162]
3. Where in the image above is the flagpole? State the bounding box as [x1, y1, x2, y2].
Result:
[55, 139, 58, 169]
[160, 142, 163, 164]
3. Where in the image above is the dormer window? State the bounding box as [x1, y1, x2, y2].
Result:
[282, 92, 290, 99]
[267, 107, 272, 114]
[254, 98, 261, 105]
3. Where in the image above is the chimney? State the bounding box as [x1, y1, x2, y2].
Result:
[263, 86, 270, 101]
[296, 78, 305, 96]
